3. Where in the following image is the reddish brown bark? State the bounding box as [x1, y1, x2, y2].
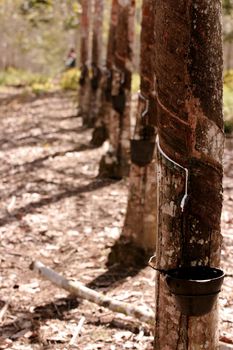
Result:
[91, 0, 119, 147]
[78, 0, 91, 122]
[111, 0, 136, 178]
[99, 0, 135, 179]
[91, 0, 103, 67]
[80, 1, 90, 66]
[154, 1, 224, 349]
[106, 0, 119, 71]
[122, 0, 157, 250]
[87, 0, 104, 128]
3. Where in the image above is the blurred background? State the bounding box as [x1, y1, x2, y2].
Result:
[0, 0, 232, 125]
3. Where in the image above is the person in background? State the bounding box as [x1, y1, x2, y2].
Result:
[65, 48, 76, 70]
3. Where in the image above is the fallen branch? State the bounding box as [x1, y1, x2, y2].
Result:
[30, 260, 154, 326]
[30, 261, 233, 349]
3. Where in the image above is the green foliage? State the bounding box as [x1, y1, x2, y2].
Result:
[20, 0, 80, 29]
[224, 70, 233, 133]
[0, 0, 80, 75]
[20, 0, 53, 26]
[223, 0, 233, 15]
[0, 67, 56, 94]
[20, 0, 52, 12]
[224, 119, 233, 134]
[224, 69, 233, 88]
[60, 68, 80, 90]
[30, 81, 54, 94]
[63, 16, 79, 31]
[223, 0, 233, 43]
[0, 67, 48, 87]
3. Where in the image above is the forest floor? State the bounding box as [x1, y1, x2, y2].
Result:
[0, 89, 232, 350]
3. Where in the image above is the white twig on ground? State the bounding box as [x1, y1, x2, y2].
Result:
[30, 260, 233, 350]
[69, 316, 85, 347]
[0, 297, 11, 324]
[30, 260, 155, 326]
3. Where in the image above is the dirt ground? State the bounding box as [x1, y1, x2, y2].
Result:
[0, 89, 232, 349]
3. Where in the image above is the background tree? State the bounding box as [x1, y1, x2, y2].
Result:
[0, 0, 80, 74]
[99, 0, 136, 179]
[223, 0, 233, 70]
[122, 0, 157, 251]
[154, 1, 225, 349]
[91, 0, 117, 147]
[0, 0, 231, 75]
[87, 0, 104, 128]
[78, 0, 92, 122]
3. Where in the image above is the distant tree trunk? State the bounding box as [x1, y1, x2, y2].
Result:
[86, 0, 104, 128]
[78, 0, 91, 122]
[122, 0, 157, 251]
[99, 0, 135, 179]
[154, 1, 225, 349]
[105, 0, 119, 71]
[91, 0, 114, 146]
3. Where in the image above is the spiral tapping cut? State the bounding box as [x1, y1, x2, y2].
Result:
[156, 135, 188, 212]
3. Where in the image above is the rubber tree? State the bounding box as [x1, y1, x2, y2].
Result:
[86, 0, 104, 128]
[99, 0, 135, 179]
[122, 0, 157, 251]
[78, 0, 92, 122]
[154, 1, 225, 349]
[91, 0, 118, 146]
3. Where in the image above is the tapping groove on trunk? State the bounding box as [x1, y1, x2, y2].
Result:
[122, 0, 157, 250]
[154, 1, 224, 349]
[99, 0, 135, 179]
[92, 0, 119, 148]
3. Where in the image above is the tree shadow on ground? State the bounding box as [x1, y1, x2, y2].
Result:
[32, 297, 80, 321]
[0, 178, 115, 227]
[0, 296, 79, 346]
[0, 295, 151, 348]
[1, 144, 94, 180]
[88, 316, 152, 336]
[0, 125, 89, 152]
[87, 237, 152, 290]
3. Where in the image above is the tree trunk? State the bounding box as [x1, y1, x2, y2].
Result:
[91, 0, 118, 147]
[78, 0, 92, 122]
[122, 0, 157, 251]
[154, 1, 225, 349]
[86, 0, 104, 128]
[99, 0, 135, 179]
[91, 0, 118, 146]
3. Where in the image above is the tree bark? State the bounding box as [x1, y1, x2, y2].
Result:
[86, 0, 104, 128]
[154, 1, 225, 349]
[92, 0, 119, 147]
[78, 0, 92, 122]
[99, 0, 135, 179]
[122, 0, 157, 251]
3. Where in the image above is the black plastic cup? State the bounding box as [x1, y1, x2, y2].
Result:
[165, 266, 225, 316]
[130, 139, 155, 167]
